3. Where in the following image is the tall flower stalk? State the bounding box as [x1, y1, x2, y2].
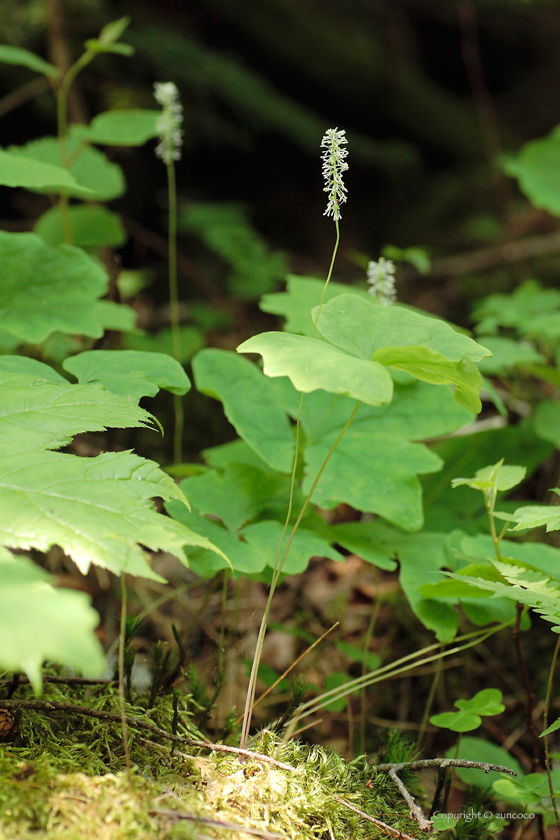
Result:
[154, 82, 184, 463]
[239, 128, 351, 750]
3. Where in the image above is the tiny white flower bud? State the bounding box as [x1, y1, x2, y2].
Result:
[367, 257, 397, 305]
[321, 127, 348, 221]
[154, 81, 183, 164]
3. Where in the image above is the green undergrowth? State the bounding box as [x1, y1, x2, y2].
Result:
[0, 677, 423, 839]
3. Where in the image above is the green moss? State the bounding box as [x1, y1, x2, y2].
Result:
[0, 677, 425, 839]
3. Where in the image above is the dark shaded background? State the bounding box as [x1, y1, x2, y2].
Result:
[2, 0, 560, 323]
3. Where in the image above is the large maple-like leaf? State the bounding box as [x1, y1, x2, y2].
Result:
[0, 368, 154, 455]
[0, 449, 223, 580]
[0, 547, 105, 693]
[0, 231, 135, 343]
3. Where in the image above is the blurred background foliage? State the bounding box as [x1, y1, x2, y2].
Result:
[2, 0, 560, 301]
[2, 0, 560, 457]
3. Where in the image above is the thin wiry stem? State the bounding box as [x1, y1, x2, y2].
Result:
[543, 635, 560, 832]
[239, 130, 347, 749]
[55, 49, 94, 244]
[166, 160, 184, 464]
[118, 573, 131, 774]
[239, 399, 361, 749]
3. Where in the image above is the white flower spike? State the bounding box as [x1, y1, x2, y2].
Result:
[321, 127, 348, 221]
[367, 257, 397, 305]
[154, 81, 183, 164]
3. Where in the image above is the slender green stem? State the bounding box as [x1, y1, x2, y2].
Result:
[287, 621, 512, 729]
[416, 645, 444, 749]
[55, 50, 94, 244]
[118, 574, 131, 774]
[239, 216, 343, 750]
[218, 570, 229, 676]
[360, 570, 381, 754]
[312, 219, 340, 338]
[165, 160, 184, 464]
[239, 400, 361, 749]
[544, 635, 560, 832]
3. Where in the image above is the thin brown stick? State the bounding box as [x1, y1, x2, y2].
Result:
[121, 216, 223, 301]
[385, 768, 432, 830]
[375, 759, 517, 830]
[0, 76, 51, 119]
[375, 758, 516, 774]
[333, 796, 419, 840]
[428, 230, 560, 278]
[457, 0, 509, 218]
[45, 0, 87, 124]
[118, 574, 131, 774]
[150, 808, 285, 839]
[0, 699, 295, 771]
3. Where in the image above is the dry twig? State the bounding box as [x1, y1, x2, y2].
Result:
[374, 758, 517, 830]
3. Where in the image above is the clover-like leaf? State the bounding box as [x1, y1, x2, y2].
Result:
[431, 689, 504, 732]
[237, 332, 393, 407]
[0, 548, 105, 693]
[63, 350, 190, 402]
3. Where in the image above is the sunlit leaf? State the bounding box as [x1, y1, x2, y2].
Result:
[63, 349, 191, 402]
[0, 548, 105, 694]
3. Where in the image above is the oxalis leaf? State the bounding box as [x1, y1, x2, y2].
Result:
[313, 294, 490, 412]
[0, 547, 105, 693]
[0, 231, 134, 343]
[0, 449, 225, 580]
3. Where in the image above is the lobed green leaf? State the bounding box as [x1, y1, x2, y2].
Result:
[0, 548, 105, 694]
[63, 349, 191, 402]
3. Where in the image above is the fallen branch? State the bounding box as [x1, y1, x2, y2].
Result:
[333, 796, 420, 839]
[374, 758, 517, 830]
[0, 699, 295, 771]
[429, 230, 560, 278]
